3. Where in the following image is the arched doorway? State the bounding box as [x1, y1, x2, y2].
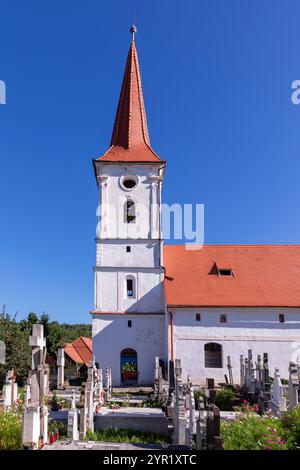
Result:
[120, 348, 138, 384]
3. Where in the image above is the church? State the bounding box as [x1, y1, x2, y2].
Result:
[91, 28, 300, 386]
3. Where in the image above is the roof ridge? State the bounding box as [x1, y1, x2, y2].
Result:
[164, 243, 300, 247]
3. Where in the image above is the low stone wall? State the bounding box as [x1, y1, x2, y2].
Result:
[48, 410, 69, 423]
[94, 407, 168, 436]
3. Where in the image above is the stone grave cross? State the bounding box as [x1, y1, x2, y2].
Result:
[22, 324, 49, 449]
[288, 362, 299, 410]
[270, 368, 287, 414]
[57, 348, 65, 390]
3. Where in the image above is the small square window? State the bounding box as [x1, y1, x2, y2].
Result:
[126, 246, 131, 253]
[196, 313, 201, 322]
[279, 314, 285, 323]
[220, 314, 227, 323]
[219, 269, 232, 276]
[128, 320, 132, 328]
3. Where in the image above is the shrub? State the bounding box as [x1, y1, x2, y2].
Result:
[48, 420, 67, 439]
[0, 411, 22, 449]
[59, 398, 72, 409]
[221, 413, 293, 450]
[281, 403, 300, 447]
[85, 427, 171, 445]
[215, 388, 235, 411]
[143, 396, 167, 411]
[50, 391, 60, 411]
[235, 400, 259, 414]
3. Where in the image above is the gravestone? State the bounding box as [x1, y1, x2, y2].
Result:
[206, 378, 214, 390]
[186, 383, 196, 447]
[169, 360, 175, 393]
[86, 361, 94, 432]
[79, 382, 88, 440]
[227, 356, 233, 385]
[24, 375, 31, 407]
[105, 367, 112, 400]
[240, 355, 245, 387]
[170, 360, 223, 449]
[154, 357, 169, 402]
[154, 356, 160, 381]
[99, 367, 104, 405]
[57, 348, 65, 390]
[288, 362, 299, 409]
[196, 396, 206, 450]
[3, 369, 18, 408]
[205, 378, 216, 404]
[171, 359, 186, 446]
[246, 350, 256, 395]
[270, 368, 287, 414]
[0, 340, 5, 365]
[195, 398, 222, 450]
[257, 353, 271, 412]
[67, 389, 79, 440]
[22, 324, 49, 449]
[206, 404, 221, 450]
[256, 355, 263, 383]
[94, 366, 104, 408]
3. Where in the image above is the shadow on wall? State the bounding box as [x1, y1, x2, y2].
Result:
[92, 318, 164, 357]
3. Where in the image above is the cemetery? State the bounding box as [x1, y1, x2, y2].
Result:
[0, 322, 300, 450]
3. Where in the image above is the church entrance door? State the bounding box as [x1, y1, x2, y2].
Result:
[121, 348, 138, 385]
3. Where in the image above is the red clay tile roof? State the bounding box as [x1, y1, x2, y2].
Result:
[164, 245, 300, 307]
[91, 311, 164, 315]
[64, 336, 92, 366]
[95, 39, 162, 163]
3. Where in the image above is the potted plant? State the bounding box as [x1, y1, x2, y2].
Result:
[122, 362, 137, 381]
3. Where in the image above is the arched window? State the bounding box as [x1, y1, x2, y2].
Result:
[124, 200, 136, 224]
[125, 276, 135, 298]
[204, 343, 222, 368]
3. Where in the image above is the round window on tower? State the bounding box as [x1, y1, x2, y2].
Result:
[120, 175, 139, 191]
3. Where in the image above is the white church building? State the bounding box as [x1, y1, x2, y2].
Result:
[91, 30, 300, 386]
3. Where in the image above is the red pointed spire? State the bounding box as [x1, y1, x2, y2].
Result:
[97, 31, 162, 163]
[111, 38, 150, 148]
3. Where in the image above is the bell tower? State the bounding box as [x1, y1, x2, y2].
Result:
[92, 27, 166, 385]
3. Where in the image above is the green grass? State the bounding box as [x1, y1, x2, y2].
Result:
[85, 427, 171, 445]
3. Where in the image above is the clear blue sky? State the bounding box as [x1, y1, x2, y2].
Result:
[1, 0, 300, 323]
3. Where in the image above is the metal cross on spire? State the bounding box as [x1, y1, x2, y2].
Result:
[130, 14, 137, 40]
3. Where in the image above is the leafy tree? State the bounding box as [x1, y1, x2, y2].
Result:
[27, 312, 38, 326]
[39, 313, 50, 337]
[46, 322, 64, 357]
[0, 313, 31, 387]
[46, 322, 92, 358]
[0, 311, 91, 386]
